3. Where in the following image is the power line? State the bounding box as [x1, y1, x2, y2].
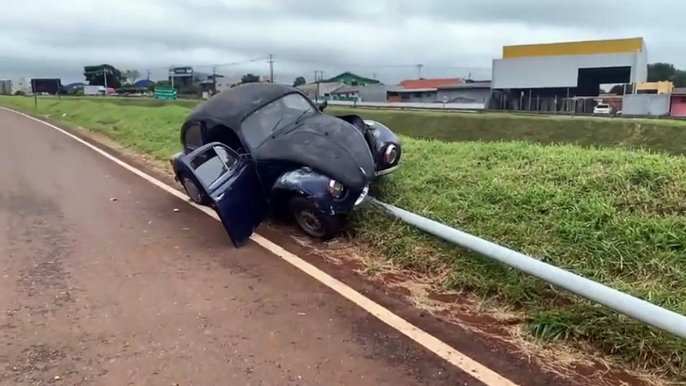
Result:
[169, 57, 269, 69]
[275, 58, 491, 72]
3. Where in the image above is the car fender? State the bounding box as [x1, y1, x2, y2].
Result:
[170, 151, 185, 180]
[271, 168, 344, 216]
[363, 120, 402, 171]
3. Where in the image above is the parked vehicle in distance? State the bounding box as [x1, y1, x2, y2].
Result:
[593, 103, 612, 114]
[169, 83, 402, 247]
[83, 85, 106, 96]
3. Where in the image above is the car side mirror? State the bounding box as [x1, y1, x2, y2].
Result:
[318, 100, 328, 111]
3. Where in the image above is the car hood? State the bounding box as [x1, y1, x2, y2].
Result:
[253, 113, 375, 190]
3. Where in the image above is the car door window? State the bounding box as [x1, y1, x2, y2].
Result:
[214, 145, 237, 169]
[190, 146, 238, 190]
[184, 122, 203, 149]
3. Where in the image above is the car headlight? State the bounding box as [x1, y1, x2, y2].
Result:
[327, 179, 345, 198]
[383, 144, 398, 165]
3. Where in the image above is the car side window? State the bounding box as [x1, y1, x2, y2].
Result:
[190, 146, 238, 190]
[184, 122, 203, 149]
[214, 145, 237, 169]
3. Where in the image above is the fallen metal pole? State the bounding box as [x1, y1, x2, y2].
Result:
[373, 199, 686, 340]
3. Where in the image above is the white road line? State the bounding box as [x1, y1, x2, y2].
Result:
[2, 107, 521, 386]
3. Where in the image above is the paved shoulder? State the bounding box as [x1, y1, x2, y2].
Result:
[0, 110, 482, 385]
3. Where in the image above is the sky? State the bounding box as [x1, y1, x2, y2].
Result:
[1, 0, 682, 85]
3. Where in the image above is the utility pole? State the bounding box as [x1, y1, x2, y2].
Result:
[314, 70, 324, 103]
[103, 67, 108, 92]
[314, 70, 325, 82]
[268, 54, 274, 83]
[146, 69, 151, 80]
[212, 66, 217, 95]
[416, 64, 423, 79]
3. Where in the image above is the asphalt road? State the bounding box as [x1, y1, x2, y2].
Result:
[0, 110, 495, 385]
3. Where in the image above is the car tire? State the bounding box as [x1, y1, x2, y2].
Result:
[289, 196, 341, 241]
[180, 175, 210, 205]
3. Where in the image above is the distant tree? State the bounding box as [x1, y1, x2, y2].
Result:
[293, 76, 306, 87]
[241, 73, 260, 84]
[647, 63, 677, 82]
[123, 69, 141, 84]
[673, 70, 686, 87]
[609, 84, 626, 95]
[84, 64, 123, 88]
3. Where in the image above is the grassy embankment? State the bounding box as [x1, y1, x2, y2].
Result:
[2, 95, 686, 381]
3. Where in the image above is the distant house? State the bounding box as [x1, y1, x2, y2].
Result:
[329, 84, 391, 103]
[297, 82, 346, 101]
[387, 87, 438, 103]
[399, 78, 463, 89]
[436, 81, 492, 104]
[387, 78, 467, 103]
[133, 79, 154, 88]
[357, 84, 390, 102]
[330, 86, 360, 101]
[670, 88, 686, 117]
[324, 72, 380, 87]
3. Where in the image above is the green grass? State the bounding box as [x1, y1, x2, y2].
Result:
[356, 139, 686, 378]
[325, 107, 686, 156]
[15, 95, 686, 155]
[2, 95, 686, 380]
[0, 96, 186, 159]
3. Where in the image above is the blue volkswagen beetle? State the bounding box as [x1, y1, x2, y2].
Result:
[169, 83, 402, 247]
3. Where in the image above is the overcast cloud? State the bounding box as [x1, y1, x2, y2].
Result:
[0, 0, 681, 84]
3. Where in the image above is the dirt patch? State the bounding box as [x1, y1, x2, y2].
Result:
[281, 233, 663, 386]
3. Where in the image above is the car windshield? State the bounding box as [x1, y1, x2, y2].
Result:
[241, 93, 316, 149]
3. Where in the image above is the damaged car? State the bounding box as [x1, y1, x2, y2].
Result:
[169, 83, 402, 247]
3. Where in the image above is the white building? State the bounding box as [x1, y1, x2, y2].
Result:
[11, 78, 31, 94]
[492, 37, 647, 96]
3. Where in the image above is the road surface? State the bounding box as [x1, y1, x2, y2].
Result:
[0, 110, 500, 385]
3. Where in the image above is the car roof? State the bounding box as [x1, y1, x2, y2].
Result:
[183, 82, 300, 130]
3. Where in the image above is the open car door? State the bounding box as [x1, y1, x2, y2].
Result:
[180, 142, 267, 247]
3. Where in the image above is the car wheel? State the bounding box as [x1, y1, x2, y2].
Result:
[181, 175, 209, 205]
[289, 196, 341, 241]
